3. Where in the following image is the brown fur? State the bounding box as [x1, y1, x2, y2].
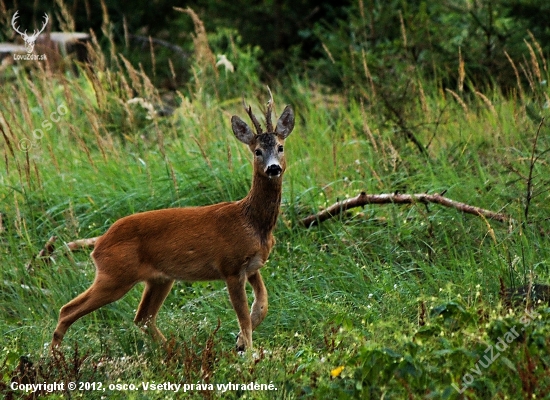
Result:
[51, 104, 295, 351]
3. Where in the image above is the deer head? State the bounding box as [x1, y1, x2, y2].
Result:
[231, 90, 295, 179]
[12, 11, 49, 54]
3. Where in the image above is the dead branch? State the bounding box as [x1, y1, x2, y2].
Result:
[25, 235, 57, 271]
[25, 235, 99, 271]
[300, 191, 511, 227]
[65, 236, 99, 251]
[524, 118, 545, 222]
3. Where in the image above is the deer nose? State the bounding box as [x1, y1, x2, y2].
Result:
[266, 164, 282, 177]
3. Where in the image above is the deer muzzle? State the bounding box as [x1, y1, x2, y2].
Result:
[265, 164, 282, 178]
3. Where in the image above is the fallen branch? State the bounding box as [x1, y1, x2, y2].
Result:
[25, 236, 100, 269]
[25, 235, 57, 271]
[65, 236, 100, 251]
[300, 191, 511, 227]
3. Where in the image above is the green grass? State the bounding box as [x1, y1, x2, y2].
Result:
[1, 43, 549, 399]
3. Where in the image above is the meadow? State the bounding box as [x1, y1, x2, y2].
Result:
[1, 17, 550, 399]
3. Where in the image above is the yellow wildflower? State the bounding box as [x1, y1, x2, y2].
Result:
[331, 366, 344, 378]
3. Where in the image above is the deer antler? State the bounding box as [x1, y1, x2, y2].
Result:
[265, 86, 274, 132]
[34, 13, 49, 37]
[11, 11, 26, 37]
[242, 96, 263, 134]
[11, 11, 48, 39]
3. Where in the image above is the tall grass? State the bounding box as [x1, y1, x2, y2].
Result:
[1, 13, 549, 399]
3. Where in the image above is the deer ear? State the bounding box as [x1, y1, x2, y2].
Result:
[276, 106, 294, 139]
[232, 116, 255, 145]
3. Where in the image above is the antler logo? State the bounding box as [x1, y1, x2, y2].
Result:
[12, 11, 49, 54]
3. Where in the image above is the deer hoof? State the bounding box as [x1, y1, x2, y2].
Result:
[236, 333, 247, 352]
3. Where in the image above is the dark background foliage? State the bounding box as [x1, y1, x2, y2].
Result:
[3, 0, 550, 90]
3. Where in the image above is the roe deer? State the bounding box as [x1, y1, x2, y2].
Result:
[51, 94, 294, 351]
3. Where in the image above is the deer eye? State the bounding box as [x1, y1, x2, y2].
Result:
[278, 145, 284, 153]
[254, 149, 262, 157]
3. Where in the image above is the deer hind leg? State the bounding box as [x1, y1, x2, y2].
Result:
[226, 275, 252, 351]
[248, 271, 268, 331]
[52, 274, 137, 348]
[134, 278, 174, 342]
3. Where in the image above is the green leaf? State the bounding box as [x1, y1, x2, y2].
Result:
[499, 356, 517, 372]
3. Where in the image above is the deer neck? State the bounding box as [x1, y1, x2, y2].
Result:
[240, 171, 282, 242]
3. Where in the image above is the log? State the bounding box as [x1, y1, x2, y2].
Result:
[39, 32, 90, 62]
[0, 43, 26, 54]
[0, 43, 26, 62]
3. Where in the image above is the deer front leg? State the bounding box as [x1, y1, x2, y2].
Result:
[248, 271, 268, 330]
[226, 275, 252, 351]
